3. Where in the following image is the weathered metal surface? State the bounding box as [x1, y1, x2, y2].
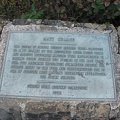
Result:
[0, 31, 116, 100]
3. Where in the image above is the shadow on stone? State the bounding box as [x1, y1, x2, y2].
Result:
[0, 108, 14, 120]
[26, 112, 71, 120]
[0, 107, 21, 120]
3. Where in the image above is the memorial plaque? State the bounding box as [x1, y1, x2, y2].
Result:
[0, 31, 116, 100]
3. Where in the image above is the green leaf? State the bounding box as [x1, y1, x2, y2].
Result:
[94, 0, 102, 4]
[114, 11, 120, 16]
[93, 8, 99, 13]
[21, 13, 25, 19]
[117, 3, 120, 10]
[33, 10, 44, 19]
[32, 4, 36, 13]
[99, 4, 105, 9]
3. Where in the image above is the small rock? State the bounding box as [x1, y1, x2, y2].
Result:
[71, 24, 74, 28]
[27, 19, 32, 22]
[84, 23, 97, 29]
[36, 20, 42, 25]
[12, 19, 26, 25]
[98, 24, 106, 31]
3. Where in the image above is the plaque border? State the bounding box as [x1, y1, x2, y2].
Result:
[0, 30, 117, 101]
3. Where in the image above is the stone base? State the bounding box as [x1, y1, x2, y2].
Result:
[0, 19, 120, 120]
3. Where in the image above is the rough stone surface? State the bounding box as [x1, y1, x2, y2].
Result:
[0, 26, 2, 42]
[0, 26, 2, 32]
[0, 108, 14, 120]
[25, 102, 57, 114]
[0, 19, 119, 120]
[35, 19, 42, 24]
[0, 19, 9, 46]
[0, 107, 21, 120]
[117, 26, 120, 54]
[0, 19, 9, 27]
[26, 112, 71, 120]
[25, 102, 111, 119]
[117, 26, 120, 36]
[76, 102, 110, 119]
[25, 102, 72, 119]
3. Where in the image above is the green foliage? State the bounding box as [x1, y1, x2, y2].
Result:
[21, 4, 44, 19]
[0, 0, 120, 26]
[73, 0, 120, 23]
[0, 0, 44, 19]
